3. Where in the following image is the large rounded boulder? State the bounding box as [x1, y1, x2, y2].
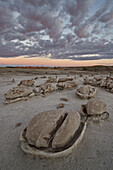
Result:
[20, 110, 86, 158]
[81, 99, 109, 121]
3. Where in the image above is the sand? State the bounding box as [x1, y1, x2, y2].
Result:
[0, 69, 113, 170]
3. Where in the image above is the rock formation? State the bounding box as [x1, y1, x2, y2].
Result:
[20, 110, 86, 158]
[5, 86, 37, 104]
[76, 85, 96, 99]
[18, 80, 35, 86]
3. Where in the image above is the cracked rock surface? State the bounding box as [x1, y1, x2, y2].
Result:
[20, 109, 85, 157]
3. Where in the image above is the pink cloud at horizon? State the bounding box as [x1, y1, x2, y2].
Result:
[0, 56, 113, 67]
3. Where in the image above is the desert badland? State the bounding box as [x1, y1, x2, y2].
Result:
[0, 66, 113, 170]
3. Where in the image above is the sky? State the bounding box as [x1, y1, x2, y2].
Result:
[0, 0, 113, 66]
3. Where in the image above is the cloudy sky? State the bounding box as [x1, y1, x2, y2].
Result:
[0, 0, 113, 66]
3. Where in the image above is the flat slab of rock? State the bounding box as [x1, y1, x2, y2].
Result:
[5, 86, 36, 103]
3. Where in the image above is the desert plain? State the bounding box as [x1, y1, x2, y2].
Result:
[0, 66, 113, 170]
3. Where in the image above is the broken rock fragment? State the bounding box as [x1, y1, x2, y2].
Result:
[60, 98, 68, 102]
[46, 77, 57, 83]
[56, 103, 65, 109]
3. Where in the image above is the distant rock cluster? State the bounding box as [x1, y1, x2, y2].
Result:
[84, 76, 113, 93]
[5, 79, 37, 104]
[4, 76, 78, 103]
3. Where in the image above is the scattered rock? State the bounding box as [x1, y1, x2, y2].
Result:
[11, 79, 15, 83]
[79, 74, 82, 77]
[39, 83, 56, 94]
[58, 77, 73, 83]
[40, 76, 47, 78]
[57, 81, 78, 90]
[18, 80, 35, 86]
[34, 77, 38, 80]
[56, 103, 65, 109]
[41, 94, 46, 98]
[56, 82, 65, 90]
[15, 122, 22, 127]
[46, 77, 57, 83]
[60, 98, 68, 102]
[84, 76, 113, 93]
[58, 78, 68, 83]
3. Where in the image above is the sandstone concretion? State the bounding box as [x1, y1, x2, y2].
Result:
[81, 99, 109, 121]
[57, 81, 77, 90]
[5, 86, 36, 103]
[20, 110, 86, 158]
[76, 85, 96, 99]
[39, 83, 56, 94]
[81, 99, 106, 116]
[84, 76, 113, 93]
[5, 86, 36, 100]
[46, 77, 57, 83]
[18, 80, 35, 86]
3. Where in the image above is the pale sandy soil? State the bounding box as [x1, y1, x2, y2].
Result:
[0, 71, 113, 170]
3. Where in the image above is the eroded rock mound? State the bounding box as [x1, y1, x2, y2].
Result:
[81, 99, 109, 121]
[57, 81, 78, 90]
[20, 110, 86, 158]
[58, 77, 73, 83]
[18, 80, 35, 86]
[5, 86, 37, 103]
[46, 77, 57, 83]
[76, 85, 96, 99]
[39, 83, 56, 94]
[84, 76, 113, 93]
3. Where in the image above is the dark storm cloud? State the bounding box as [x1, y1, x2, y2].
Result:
[0, 0, 113, 61]
[50, 52, 113, 61]
[100, 10, 113, 23]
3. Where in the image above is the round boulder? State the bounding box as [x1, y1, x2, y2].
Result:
[20, 110, 86, 158]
